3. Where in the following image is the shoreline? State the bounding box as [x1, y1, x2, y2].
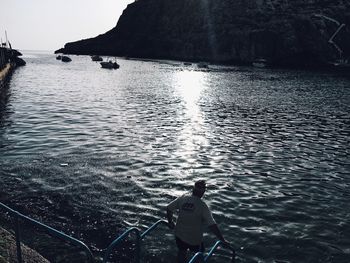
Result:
[0, 227, 49, 263]
[54, 50, 350, 73]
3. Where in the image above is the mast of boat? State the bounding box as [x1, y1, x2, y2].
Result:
[328, 24, 346, 59]
[313, 14, 346, 61]
[5, 30, 9, 48]
[1, 35, 6, 48]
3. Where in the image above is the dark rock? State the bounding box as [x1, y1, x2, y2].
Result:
[11, 49, 22, 57]
[14, 57, 26, 66]
[55, 0, 350, 68]
[61, 56, 72, 62]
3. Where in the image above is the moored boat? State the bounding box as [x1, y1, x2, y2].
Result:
[197, 62, 208, 68]
[100, 59, 119, 69]
[327, 59, 350, 72]
[252, 58, 268, 68]
[91, 55, 103, 61]
[61, 56, 72, 62]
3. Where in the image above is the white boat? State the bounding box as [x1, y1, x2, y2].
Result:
[328, 59, 350, 71]
[252, 58, 268, 68]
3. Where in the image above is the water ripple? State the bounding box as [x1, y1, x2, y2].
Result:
[0, 52, 349, 262]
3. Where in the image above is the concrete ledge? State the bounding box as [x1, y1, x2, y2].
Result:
[0, 227, 49, 263]
[0, 64, 12, 91]
[0, 64, 11, 80]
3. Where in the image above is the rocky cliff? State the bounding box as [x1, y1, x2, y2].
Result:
[56, 0, 350, 67]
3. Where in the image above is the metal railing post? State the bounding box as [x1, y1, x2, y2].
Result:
[103, 227, 140, 263]
[135, 233, 141, 263]
[103, 220, 169, 263]
[14, 216, 23, 263]
[140, 220, 169, 240]
[188, 240, 236, 263]
[0, 203, 94, 263]
[204, 240, 236, 262]
[188, 252, 205, 263]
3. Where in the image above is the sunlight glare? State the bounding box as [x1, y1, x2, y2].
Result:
[173, 70, 209, 167]
[175, 70, 206, 117]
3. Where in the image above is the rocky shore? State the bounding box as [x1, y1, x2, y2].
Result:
[56, 0, 350, 68]
[0, 227, 49, 263]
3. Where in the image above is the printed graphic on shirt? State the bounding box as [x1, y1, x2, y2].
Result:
[181, 202, 195, 212]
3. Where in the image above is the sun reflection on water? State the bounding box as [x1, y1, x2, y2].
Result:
[173, 70, 209, 169]
[175, 70, 206, 118]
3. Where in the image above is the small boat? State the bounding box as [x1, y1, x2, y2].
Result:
[56, 55, 62, 60]
[61, 56, 72, 62]
[100, 59, 119, 69]
[197, 62, 208, 68]
[252, 58, 268, 68]
[327, 59, 350, 72]
[184, 62, 192, 66]
[91, 55, 103, 61]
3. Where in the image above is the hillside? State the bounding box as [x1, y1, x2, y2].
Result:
[55, 0, 350, 67]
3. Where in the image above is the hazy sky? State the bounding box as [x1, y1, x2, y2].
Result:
[0, 0, 134, 51]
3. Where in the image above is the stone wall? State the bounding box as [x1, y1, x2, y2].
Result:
[0, 48, 9, 71]
[0, 48, 25, 94]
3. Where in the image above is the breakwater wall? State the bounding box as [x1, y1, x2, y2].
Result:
[0, 47, 25, 92]
[0, 47, 12, 94]
[0, 47, 9, 71]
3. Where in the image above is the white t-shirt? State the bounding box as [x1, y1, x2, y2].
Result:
[167, 194, 216, 245]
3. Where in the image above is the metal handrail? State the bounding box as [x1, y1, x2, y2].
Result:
[188, 240, 236, 263]
[0, 202, 94, 263]
[140, 219, 169, 240]
[1, 203, 234, 263]
[188, 252, 205, 263]
[103, 219, 169, 263]
[102, 227, 140, 263]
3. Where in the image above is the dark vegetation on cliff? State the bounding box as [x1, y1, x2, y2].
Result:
[56, 0, 350, 68]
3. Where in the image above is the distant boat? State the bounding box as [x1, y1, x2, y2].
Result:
[327, 59, 350, 72]
[56, 55, 71, 62]
[252, 58, 268, 68]
[61, 56, 71, 62]
[184, 62, 192, 66]
[197, 62, 208, 68]
[100, 59, 119, 69]
[91, 55, 103, 62]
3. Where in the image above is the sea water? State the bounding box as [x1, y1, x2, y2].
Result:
[0, 51, 349, 262]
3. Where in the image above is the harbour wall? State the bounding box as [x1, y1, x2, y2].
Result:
[0, 48, 8, 70]
[0, 47, 12, 91]
[0, 47, 25, 94]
